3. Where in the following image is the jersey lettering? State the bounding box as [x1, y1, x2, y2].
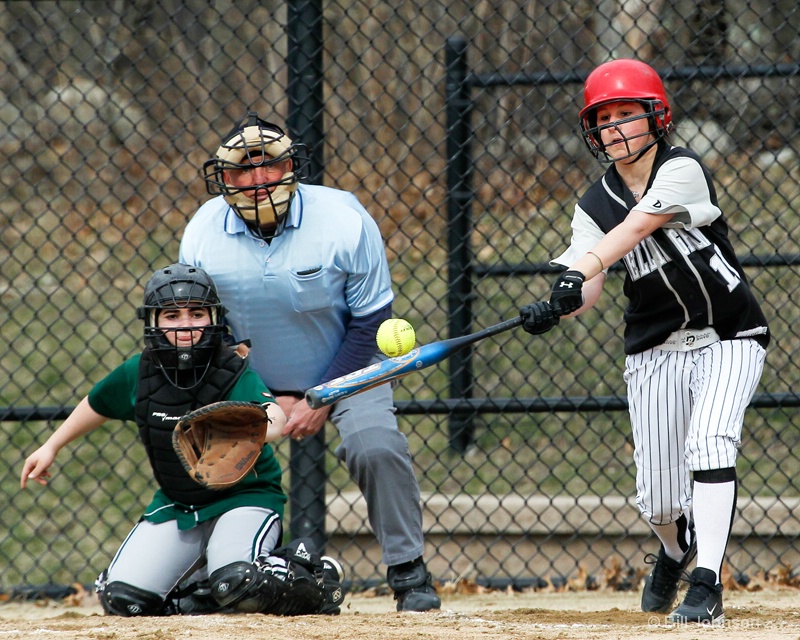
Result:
[626, 228, 714, 282]
[664, 228, 711, 255]
[709, 246, 742, 292]
[624, 237, 669, 281]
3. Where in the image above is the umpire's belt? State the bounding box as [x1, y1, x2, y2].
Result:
[655, 327, 720, 352]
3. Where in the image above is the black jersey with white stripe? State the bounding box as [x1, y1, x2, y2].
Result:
[576, 143, 769, 354]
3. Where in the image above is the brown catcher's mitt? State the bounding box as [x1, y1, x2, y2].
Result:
[172, 401, 270, 489]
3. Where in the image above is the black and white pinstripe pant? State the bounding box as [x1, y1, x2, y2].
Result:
[624, 338, 766, 524]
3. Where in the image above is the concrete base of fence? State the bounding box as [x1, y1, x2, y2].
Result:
[326, 491, 800, 585]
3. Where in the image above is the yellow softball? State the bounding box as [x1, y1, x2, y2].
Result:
[376, 319, 416, 357]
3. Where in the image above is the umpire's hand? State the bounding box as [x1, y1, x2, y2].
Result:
[519, 301, 559, 335]
[278, 395, 331, 441]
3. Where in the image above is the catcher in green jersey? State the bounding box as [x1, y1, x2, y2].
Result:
[21, 263, 344, 617]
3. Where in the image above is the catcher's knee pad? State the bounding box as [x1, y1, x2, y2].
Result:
[209, 557, 325, 616]
[100, 581, 167, 617]
[209, 561, 267, 613]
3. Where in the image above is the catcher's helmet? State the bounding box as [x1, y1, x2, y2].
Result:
[202, 112, 309, 240]
[137, 263, 228, 389]
[579, 59, 672, 162]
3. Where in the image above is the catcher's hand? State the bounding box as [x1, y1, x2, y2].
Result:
[172, 401, 270, 489]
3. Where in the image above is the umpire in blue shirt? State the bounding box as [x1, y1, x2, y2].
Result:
[180, 112, 441, 612]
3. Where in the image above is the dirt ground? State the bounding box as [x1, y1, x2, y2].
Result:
[3, 583, 800, 640]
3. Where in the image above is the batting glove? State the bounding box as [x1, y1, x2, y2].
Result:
[550, 270, 585, 316]
[519, 301, 559, 335]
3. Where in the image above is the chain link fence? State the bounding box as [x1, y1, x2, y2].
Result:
[2, 0, 799, 592]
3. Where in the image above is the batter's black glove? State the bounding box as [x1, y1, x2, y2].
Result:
[550, 270, 586, 316]
[519, 301, 559, 335]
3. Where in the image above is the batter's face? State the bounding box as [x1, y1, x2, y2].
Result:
[596, 102, 654, 161]
[223, 154, 293, 203]
[157, 307, 211, 347]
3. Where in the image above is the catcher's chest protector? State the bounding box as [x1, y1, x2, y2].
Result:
[134, 348, 247, 505]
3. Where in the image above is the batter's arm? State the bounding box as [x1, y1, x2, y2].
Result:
[555, 270, 606, 319]
[553, 209, 670, 318]
[21, 397, 108, 488]
[569, 209, 675, 281]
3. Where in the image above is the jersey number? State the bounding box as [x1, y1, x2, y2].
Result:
[709, 247, 741, 292]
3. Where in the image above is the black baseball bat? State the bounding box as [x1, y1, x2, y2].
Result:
[305, 316, 523, 409]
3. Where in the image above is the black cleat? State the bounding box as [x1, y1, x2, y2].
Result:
[319, 556, 345, 615]
[641, 529, 697, 613]
[387, 558, 441, 612]
[668, 567, 724, 624]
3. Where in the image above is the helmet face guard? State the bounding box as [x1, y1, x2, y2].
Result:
[202, 113, 309, 240]
[579, 59, 672, 163]
[137, 264, 227, 390]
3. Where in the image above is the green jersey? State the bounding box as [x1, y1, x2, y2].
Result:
[88, 353, 286, 530]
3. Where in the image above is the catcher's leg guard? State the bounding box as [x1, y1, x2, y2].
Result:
[170, 579, 228, 615]
[209, 561, 282, 613]
[209, 559, 322, 615]
[99, 581, 169, 617]
[267, 561, 326, 615]
[258, 537, 327, 615]
[209, 539, 336, 616]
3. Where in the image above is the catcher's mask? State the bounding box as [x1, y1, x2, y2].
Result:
[201, 112, 309, 240]
[137, 263, 228, 390]
[579, 58, 672, 163]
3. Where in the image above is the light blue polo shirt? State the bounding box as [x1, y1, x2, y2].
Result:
[179, 184, 394, 391]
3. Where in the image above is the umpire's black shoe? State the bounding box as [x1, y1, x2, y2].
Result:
[668, 567, 724, 624]
[319, 556, 345, 615]
[641, 532, 697, 613]
[387, 558, 441, 612]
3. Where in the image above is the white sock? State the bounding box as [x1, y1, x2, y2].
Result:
[692, 480, 736, 583]
[651, 512, 692, 561]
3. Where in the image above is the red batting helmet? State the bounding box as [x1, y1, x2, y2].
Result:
[579, 59, 672, 161]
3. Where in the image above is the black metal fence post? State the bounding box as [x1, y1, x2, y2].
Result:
[445, 36, 475, 453]
[286, 0, 327, 551]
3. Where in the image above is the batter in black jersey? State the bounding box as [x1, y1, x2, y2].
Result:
[519, 59, 768, 625]
[576, 144, 768, 354]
